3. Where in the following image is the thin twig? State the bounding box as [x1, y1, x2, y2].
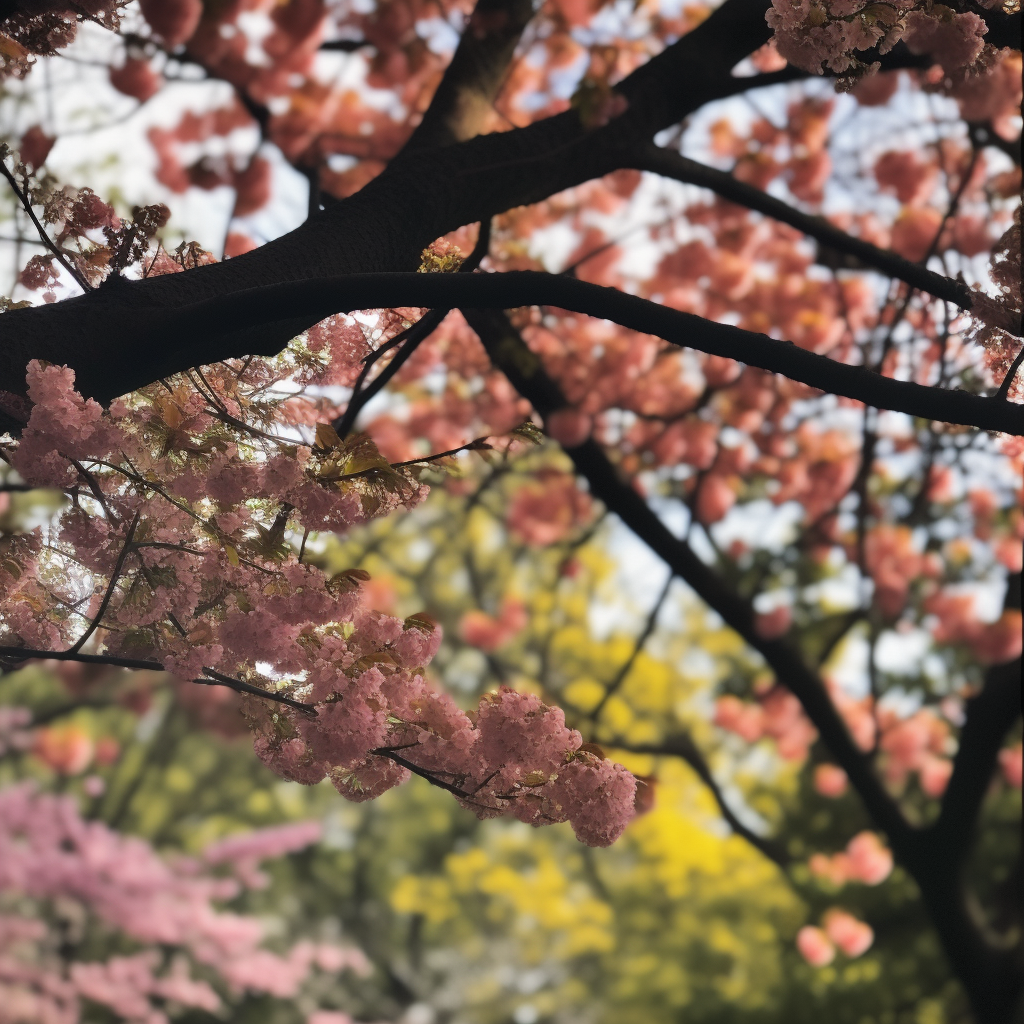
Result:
[331, 219, 493, 437]
[996, 343, 1024, 401]
[589, 572, 673, 722]
[332, 308, 449, 437]
[0, 645, 315, 715]
[200, 667, 316, 714]
[0, 160, 92, 291]
[67, 511, 140, 654]
[616, 734, 790, 866]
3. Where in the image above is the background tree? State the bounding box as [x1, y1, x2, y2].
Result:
[0, 1, 1020, 1022]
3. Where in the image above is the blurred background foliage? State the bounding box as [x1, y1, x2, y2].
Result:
[4, 447, 1009, 1024]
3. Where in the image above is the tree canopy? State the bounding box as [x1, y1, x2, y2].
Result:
[0, 1, 1020, 1022]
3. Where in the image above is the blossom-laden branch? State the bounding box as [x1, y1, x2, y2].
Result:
[0, 359, 640, 848]
[0, 646, 318, 714]
[0, 0, 984, 415]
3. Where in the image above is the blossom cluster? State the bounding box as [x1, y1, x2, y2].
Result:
[0, 1, 122, 80]
[0, 783, 367, 1023]
[714, 687, 819, 761]
[809, 830, 894, 886]
[249, 675, 637, 848]
[1, 355, 637, 847]
[797, 908, 874, 966]
[766, 0, 999, 83]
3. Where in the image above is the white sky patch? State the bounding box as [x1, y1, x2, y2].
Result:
[802, 563, 860, 615]
[711, 499, 803, 555]
[415, 16, 461, 57]
[588, 516, 674, 640]
[875, 628, 933, 677]
[527, 222, 579, 272]
[826, 630, 870, 699]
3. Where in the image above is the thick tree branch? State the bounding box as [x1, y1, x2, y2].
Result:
[934, 655, 1021, 851]
[403, 0, 537, 151]
[0, 0, 789, 410]
[633, 147, 976, 311]
[0, 0, 940, 415]
[932, 571, 1021, 857]
[13, 272, 1013, 435]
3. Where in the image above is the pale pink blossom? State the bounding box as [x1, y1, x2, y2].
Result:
[810, 831, 893, 886]
[902, 10, 987, 72]
[0, 784, 368, 1021]
[507, 470, 593, 545]
[545, 407, 593, 448]
[459, 598, 529, 651]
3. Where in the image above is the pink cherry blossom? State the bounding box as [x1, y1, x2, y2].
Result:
[507, 470, 593, 545]
[814, 764, 849, 798]
[902, 11, 987, 72]
[810, 831, 893, 887]
[459, 597, 529, 651]
[796, 925, 835, 967]
[845, 831, 894, 885]
[823, 908, 874, 957]
[545, 407, 594, 448]
[0, 783, 366, 1021]
[714, 695, 765, 743]
[999, 743, 1023, 788]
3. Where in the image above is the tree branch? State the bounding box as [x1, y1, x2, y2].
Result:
[331, 308, 449, 437]
[403, 0, 537, 151]
[0, 646, 315, 713]
[615, 734, 791, 867]
[467, 305, 1024, 1019]
[462, 307, 915, 850]
[67, 510, 140, 654]
[933, 654, 1021, 853]
[589, 572, 672, 722]
[29, 272, 1015, 435]
[633, 147, 975, 311]
[0, 0, 797, 410]
[331, 221, 492, 436]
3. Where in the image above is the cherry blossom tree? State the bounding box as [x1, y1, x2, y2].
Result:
[0, 780, 372, 1024]
[0, 0, 1019, 1020]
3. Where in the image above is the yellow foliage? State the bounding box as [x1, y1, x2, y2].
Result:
[563, 677, 605, 712]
